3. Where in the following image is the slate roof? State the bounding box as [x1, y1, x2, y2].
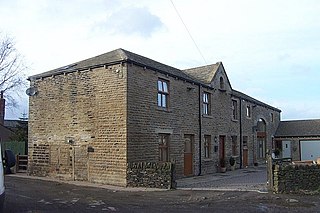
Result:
[232, 90, 281, 112]
[4, 120, 28, 129]
[183, 63, 220, 84]
[28, 48, 199, 84]
[275, 119, 320, 137]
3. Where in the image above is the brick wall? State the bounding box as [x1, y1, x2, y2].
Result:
[28, 64, 128, 186]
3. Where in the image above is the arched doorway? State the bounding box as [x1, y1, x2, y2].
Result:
[257, 118, 267, 160]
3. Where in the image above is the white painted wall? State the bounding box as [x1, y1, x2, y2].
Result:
[282, 141, 291, 158]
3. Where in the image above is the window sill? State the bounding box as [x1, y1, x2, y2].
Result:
[202, 114, 213, 119]
[232, 118, 238, 122]
[156, 107, 172, 113]
[203, 158, 213, 162]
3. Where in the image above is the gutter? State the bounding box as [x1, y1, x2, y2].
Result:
[239, 97, 243, 169]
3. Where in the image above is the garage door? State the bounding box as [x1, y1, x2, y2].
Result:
[300, 140, 320, 161]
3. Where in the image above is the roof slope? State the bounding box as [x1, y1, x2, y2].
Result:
[232, 90, 281, 112]
[182, 63, 220, 84]
[29, 48, 198, 83]
[275, 119, 320, 137]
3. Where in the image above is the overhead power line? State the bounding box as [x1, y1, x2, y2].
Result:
[170, 0, 208, 66]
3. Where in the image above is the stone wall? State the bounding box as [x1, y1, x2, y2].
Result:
[127, 63, 200, 178]
[273, 164, 320, 193]
[127, 162, 176, 189]
[28, 64, 128, 186]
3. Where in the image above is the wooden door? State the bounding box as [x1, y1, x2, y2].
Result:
[243, 147, 248, 167]
[219, 136, 225, 160]
[184, 135, 194, 176]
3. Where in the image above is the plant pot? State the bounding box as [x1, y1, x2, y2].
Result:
[220, 167, 226, 173]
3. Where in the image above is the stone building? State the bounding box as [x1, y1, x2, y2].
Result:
[27, 48, 281, 186]
[274, 119, 320, 161]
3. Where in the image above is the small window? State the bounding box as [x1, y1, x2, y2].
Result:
[157, 79, 169, 108]
[271, 113, 274, 122]
[246, 105, 251, 118]
[232, 100, 238, 120]
[219, 77, 225, 90]
[203, 92, 211, 115]
[243, 136, 248, 147]
[159, 134, 169, 162]
[204, 135, 211, 158]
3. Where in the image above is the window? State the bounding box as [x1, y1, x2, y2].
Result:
[271, 113, 274, 122]
[219, 77, 225, 90]
[204, 135, 211, 158]
[203, 92, 210, 115]
[232, 100, 238, 120]
[246, 105, 251, 118]
[231, 136, 237, 156]
[159, 134, 169, 162]
[243, 136, 248, 147]
[157, 79, 169, 108]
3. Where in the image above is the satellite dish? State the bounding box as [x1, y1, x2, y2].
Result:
[26, 87, 38, 96]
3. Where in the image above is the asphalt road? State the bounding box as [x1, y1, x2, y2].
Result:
[3, 175, 320, 212]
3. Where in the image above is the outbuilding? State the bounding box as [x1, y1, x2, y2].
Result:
[274, 119, 320, 161]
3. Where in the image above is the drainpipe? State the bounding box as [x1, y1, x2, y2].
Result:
[198, 84, 202, 176]
[239, 97, 243, 169]
[0, 91, 5, 125]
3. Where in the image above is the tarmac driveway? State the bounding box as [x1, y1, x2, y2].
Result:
[176, 165, 268, 192]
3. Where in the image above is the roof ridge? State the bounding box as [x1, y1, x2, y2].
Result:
[183, 62, 220, 71]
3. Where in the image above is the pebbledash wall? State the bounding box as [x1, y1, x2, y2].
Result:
[28, 49, 281, 187]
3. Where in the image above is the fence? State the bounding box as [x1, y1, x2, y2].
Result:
[1, 141, 26, 155]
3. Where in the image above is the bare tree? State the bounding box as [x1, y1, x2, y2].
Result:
[0, 34, 27, 107]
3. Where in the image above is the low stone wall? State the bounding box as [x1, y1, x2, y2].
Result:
[273, 164, 320, 193]
[127, 162, 176, 189]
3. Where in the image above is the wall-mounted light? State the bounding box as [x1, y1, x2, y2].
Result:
[214, 136, 218, 143]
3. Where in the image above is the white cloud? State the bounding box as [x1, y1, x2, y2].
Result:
[95, 6, 164, 38]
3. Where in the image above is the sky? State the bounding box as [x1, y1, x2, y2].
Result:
[0, 0, 319, 121]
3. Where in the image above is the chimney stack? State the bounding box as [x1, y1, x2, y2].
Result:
[0, 91, 5, 125]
